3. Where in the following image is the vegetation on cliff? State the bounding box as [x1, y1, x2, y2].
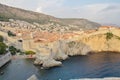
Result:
[7, 31, 16, 37]
[116, 36, 120, 40]
[0, 35, 4, 42]
[68, 41, 76, 48]
[105, 32, 113, 40]
[0, 35, 8, 55]
[0, 42, 8, 55]
[105, 32, 120, 41]
[9, 46, 21, 55]
[25, 51, 36, 55]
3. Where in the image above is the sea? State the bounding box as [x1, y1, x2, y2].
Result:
[1, 52, 120, 80]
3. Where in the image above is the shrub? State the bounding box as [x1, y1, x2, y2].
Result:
[68, 41, 76, 48]
[0, 42, 8, 55]
[8, 31, 16, 37]
[0, 35, 4, 42]
[25, 51, 36, 55]
[0, 15, 9, 21]
[105, 32, 113, 40]
[116, 36, 120, 40]
[9, 46, 17, 55]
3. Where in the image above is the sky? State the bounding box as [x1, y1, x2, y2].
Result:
[0, 0, 120, 25]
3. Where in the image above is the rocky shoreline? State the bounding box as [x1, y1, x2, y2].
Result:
[34, 40, 91, 68]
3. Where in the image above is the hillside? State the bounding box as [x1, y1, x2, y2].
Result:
[0, 3, 101, 30]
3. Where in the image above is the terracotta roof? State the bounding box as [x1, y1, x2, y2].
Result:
[14, 29, 81, 42]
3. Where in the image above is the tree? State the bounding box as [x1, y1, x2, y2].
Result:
[9, 46, 17, 55]
[25, 51, 36, 55]
[0, 35, 4, 42]
[0, 42, 7, 55]
[8, 31, 16, 37]
[0, 15, 9, 21]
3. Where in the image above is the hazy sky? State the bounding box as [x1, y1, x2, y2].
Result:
[0, 0, 120, 25]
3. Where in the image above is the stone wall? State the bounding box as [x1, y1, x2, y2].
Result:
[0, 52, 11, 68]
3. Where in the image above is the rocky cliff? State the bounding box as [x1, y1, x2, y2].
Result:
[34, 27, 120, 68]
[81, 34, 120, 52]
[34, 40, 91, 68]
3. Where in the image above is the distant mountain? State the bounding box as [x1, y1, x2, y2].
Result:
[101, 23, 120, 27]
[0, 3, 101, 30]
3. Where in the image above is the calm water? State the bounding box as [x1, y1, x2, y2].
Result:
[1, 52, 120, 80]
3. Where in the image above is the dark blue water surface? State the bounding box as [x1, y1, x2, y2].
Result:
[1, 52, 120, 80]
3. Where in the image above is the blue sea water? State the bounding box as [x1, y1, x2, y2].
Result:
[1, 52, 120, 80]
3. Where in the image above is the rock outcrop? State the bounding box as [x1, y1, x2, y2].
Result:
[34, 40, 91, 68]
[66, 41, 91, 56]
[51, 40, 68, 60]
[34, 48, 62, 68]
[42, 58, 62, 68]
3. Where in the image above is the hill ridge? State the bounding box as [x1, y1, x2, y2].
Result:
[0, 3, 101, 31]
